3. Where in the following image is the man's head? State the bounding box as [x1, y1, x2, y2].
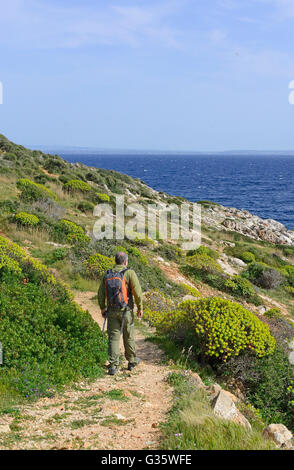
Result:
[115, 251, 128, 266]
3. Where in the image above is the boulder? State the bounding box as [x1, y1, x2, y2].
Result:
[208, 384, 240, 403]
[186, 371, 206, 390]
[228, 257, 247, 268]
[207, 383, 222, 401]
[262, 424, 293, 449]
[212, 390, 251, 430]
[257, 305, 267, 315]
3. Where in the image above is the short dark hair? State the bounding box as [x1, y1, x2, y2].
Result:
[115, 251, 128, 265]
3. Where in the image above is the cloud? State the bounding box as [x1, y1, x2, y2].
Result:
[0, 0, 184, 50]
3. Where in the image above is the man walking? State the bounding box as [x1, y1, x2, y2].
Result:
[98, 251, 143, 375]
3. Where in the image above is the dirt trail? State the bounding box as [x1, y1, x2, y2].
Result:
[0, 292, 173, 450]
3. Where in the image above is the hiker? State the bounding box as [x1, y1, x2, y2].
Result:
[98, 251, 143, 376]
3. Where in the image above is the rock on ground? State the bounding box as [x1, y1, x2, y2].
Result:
[262, 424, 293, 449]
[212, 390, 251, 430]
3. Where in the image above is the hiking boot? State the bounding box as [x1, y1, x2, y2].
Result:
[128, 357, 141, 371]
[108, 367, 117, 376]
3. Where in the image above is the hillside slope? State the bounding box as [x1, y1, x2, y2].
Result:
[0, 134, 293, 449]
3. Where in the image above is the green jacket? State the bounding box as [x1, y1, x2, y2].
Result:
[98, 264, 143, 311]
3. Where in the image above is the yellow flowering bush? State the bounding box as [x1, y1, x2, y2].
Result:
[0, 236, 24, 274]
[15, 211, 39, 227]
[181, 297, 276, 362]
[56, 219, 84, 235]
[17, 178, 58, 202]
[180, 283, 201, 297]
[0, 236, 59, 286]
[64, 180, 91, 192]
[96, 192, 110, 202]
[84, 253, 114, 279]
[145, 296, 276, 363]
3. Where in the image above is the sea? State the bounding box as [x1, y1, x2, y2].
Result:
[59, 153, 294, 230]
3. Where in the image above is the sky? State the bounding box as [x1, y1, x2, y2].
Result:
[0, 0, 294, 151]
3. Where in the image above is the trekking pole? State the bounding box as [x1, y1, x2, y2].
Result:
[120, 309, 127, 335]
[102, 311, 108, 334]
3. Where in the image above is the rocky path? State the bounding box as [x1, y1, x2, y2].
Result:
[0, 292, 173, 450]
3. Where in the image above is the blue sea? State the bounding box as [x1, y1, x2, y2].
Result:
[60, 153, 294, 230]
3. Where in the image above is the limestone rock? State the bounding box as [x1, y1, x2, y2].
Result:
[212, 390, 251, 430]
[257, 305, 267, 315]
[188, 372, 206, 390]
[208, 383, 222, 401]
[228, 257, 247, 268]
[208, 384, 239, 403]
[262, 424, 293, 448]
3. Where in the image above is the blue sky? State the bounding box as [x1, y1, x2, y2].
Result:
[0, 0, 294, 151]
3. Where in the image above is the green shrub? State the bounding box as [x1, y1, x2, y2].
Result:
[66, 232, 91, 247]
[0, 236, 107, 399]
[42, 247, 68, 266]
[0, 199, 19, 214]
[155, 243, 183, 261]
[77, 201, 95, 213]
[244, 262, 285, 289]
[64, 180, 91, 192]
[15, 212, 39, 227]
[240, 251, 256, 264]
[54, 219, 86, 243]
[16, 178, 57, 202]
[220, 347, 294, 430]
[95, 193, 110, 202]
[180, 284, 201, 298]
[84, 253, 114, 279]
[186, 253, 223, 274]
[283, 265, 294, 286]
[56, 219, 84, 235]
[264, 308, 282, 319]
[224, 275, 258, 300]
[187, 246, 220, 260]
[285, 285, 294, 297]
[149, 297, 276, 363]
[0, 274, 107, 398]
[144, 289, 174, 317]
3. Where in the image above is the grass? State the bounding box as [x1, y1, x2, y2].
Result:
[159, 373, 276, 450]
[46, 413, 72, 424]
[70, 418, 97, 430]
[100, 416, 134, 427]
[103, 389, 129, 401]
[144, 332, 216, 387]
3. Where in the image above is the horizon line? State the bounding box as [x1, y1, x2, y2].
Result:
[27, 144, 294, 155]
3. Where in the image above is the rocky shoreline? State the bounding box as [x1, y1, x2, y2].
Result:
[202, 203, 294, 246]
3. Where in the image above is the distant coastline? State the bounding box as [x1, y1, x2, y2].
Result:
[28, 145, 294, 157]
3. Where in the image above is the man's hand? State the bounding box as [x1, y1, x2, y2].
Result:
[101, 308, 107, 318]
[137, 310, 143, 319]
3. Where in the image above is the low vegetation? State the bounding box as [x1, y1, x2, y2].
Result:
[0, 133, 293, 449]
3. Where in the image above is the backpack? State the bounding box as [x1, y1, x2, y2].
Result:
[105, 268, 129, 309]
